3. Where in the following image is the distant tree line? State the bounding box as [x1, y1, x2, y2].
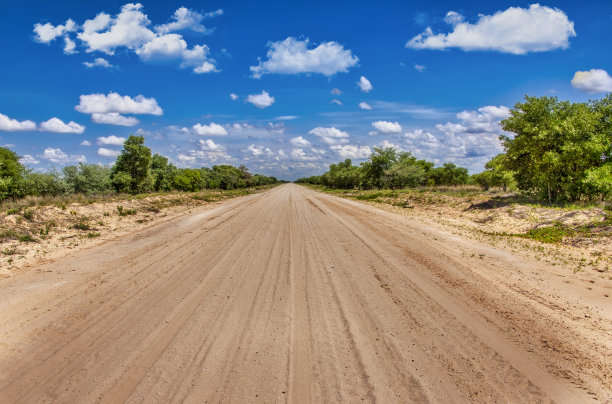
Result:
[296, 147, 470, 189]
[298, 93, 612, 204]
[0, 135, 278, 201]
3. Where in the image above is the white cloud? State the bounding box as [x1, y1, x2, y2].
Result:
[38, 4, 219, 74]
[359, 102, 372, 110]
[42, 147, 86, 164]
[83, 57, 114, 68]
[247, 144, 274, 157]
[97, 135, 126, 146]
[291, 136, 311, 147]
[20, 155, 39, 165]
[414, 64, 426, 72]
[0, 113, 37, 132]
[330, 144, 371, 159]
[76, 92, 162, 115]
[39, 117, 85, 134]
[33, 19, 76, 43]
[571, 69, 612, 93]
[91, 112, 140, 126]
[98, 147, 121, 158]
[357, 76, 373, 92]
[80, 140, 92, 146]
[372, 121, 402, 134]
[64, 37, 77, 54]
[155, 7, 221, 34]
[275, 115, 298, 121]
[331, 88, 342, 95]
[407, 4, 576, 54]
[77, 4, 156, 54]
[403, 105, 511, 171]
[331, 99, 343, 106]
[246, 91, 275, 108]
[192, 122, 228, 136]
[379, 140, 403, 150]
[308, 127, 350, 145]
[135, 34, 217, 74]
[198, 139, 223, 151]
[250, 37, 358, 78]
[229, 93, 239, 100]
[177, 153, 196, 163]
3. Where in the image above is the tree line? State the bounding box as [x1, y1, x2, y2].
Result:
[298, 93, 612, 204]
[296, 147, 470, 189]
[0, 135, 279, 201]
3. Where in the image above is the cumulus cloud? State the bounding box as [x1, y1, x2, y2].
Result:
[406, 4, 576, 54]
[135, 34, 217, 73]
[359, 102, 372, 110]
[414, 64, 426, 72]
[83, 57, 114, 69]
[0, 113, 37, 132]
[177, 153, 196, 163]
[246, 91, 275, 108]
[155, 7, 222, 35]
[331, 88, 342, 95]
[404, 105, 511, 170]
[33, 19, 76, 43]
[97, 135, 126, 146]
[290, 136, 311, 147]
[76, 92, 162, 115]
[39, 117, 85, 134]
[357, 76, 373, 92]
[250, 37, 358, 78]
[571, 69, 612, 93]
[98, 147, 121, 158]
[42, 147, 86, 164]
[308, 127, 350, 145]
[330, 144, 371, 159]
[229, 93, 239, 100]
[247, 144, 274, 157]
[192, 122, 228, 136]
[91, 112, 140, 126]
[35, 4, 219, 73]
[80, 140, 92, 146]
[20, 155, 40, 165]
[372, 121, 402, 134]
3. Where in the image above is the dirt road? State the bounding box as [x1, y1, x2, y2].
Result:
[0, 184, 610, 403]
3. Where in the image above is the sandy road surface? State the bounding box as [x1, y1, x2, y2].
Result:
[0, 184, 610, 403]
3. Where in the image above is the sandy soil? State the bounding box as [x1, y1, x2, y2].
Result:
[0, 184, 610, 403]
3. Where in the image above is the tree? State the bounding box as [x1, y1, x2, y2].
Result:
[63, 163, 112, 194]
[0, 147, 26, 200]
[151, 154, 176, 191]
[473, 154, 515, 191]
[360, 147, 397, 188]
[111, 135, 153, 194]
[430, 163, 469, 186]
[501, 95, 612, 202]
[382, 152, 427, 188]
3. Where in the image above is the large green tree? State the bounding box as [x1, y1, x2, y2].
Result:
[500, 95, 612, 202]
[0, 147, 26, 200]
[111, 135, 153, 193]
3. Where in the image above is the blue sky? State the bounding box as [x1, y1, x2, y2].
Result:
[1, 1, 611, 180]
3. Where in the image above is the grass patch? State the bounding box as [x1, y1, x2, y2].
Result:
[73, 221, 92, 231]
[117, 205, 137, 216]
[22, 208, 35, 221]
[18, 234, 37, 243]
[86, 232, 101, 238]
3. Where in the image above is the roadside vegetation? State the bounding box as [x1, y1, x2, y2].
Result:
[0, 135, 280, 203]
[297, 93, 612, 205]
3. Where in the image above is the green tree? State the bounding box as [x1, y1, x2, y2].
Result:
[501, 95, 612, 202]
[430, 163, 469, 186]
[360, 147, 397, 188]
[111, 135, 153, 194]
[0, 147, 26, 200]
[151, 154, 176, 191]
[63, 163, 112, 194]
